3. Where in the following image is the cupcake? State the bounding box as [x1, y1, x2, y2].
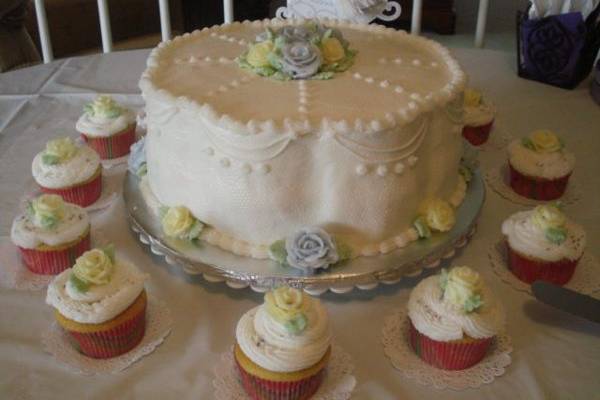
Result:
[408, 266, 505, 370]
[11, 194, 90, 275]
[507, 130, 575, 200]
[76, 95, 137, 159]
[462, 88, 495, 146]
[501, 204, 585, 285]
[46, 246, 148, 359]
[234, 286, 331, 400]
[32, 137, 102, 207]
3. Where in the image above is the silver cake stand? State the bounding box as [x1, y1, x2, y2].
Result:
[124, 171, 485, 295]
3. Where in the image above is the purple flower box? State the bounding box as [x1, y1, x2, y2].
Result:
[517, 5, 600, 89]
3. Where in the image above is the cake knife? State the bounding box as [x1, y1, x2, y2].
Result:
[531, 281, 600, 324]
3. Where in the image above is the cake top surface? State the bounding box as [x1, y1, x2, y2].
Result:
[140, 19, 466, 136]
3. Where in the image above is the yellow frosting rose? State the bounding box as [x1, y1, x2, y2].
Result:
[246, 40, 274, 68]
[419, 198, 456, 232]
[463, 88, 482, 108]
[265, 286, 310, 324]
[30, 194, 65, 228]
[73, 248, 114, 285]
[442, 266, 483, 310]
[45, 137, 78, 163]
[531, 204, 566, 230]
[528, 130, 562, 153]
[85, 95, 122, 118]
[162, 206, 195, 238]
[321, 37, 345, 64]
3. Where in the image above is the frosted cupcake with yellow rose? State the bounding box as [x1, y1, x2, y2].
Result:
[508, 130, 575, 200]
[76, 95, 137, 159]
[408, 266, 505, 370]
[46, 245, 148, 358]
[11, 194, 90, 274]
[462, 88, 495, 146]
[234, 286, 332, 400]
[32, 137, 102, 207]
[502, 204, 585, 285]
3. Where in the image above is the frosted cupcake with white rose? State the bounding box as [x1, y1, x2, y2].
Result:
[502, 204, 585, 285]
[507, 130, 575, 200]
[46, 245, 148, 358]
[11, 194, 90, 274]
[76, 95, 137, 159]
[408, 266, 505, 370]
[462, 88, 495, 146]
[234, 286, 332, 400]
[32, 137, 102, 207]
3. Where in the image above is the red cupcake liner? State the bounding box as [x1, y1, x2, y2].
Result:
[462, 119, 494, 146]
[40, 170, 102, 207]
[66, 302, 146, 359]
[18, 232, 91, 275]
[235, 356, 325, 400]
[506, 242, 579, 285]
[81, 124, 136, 159]
[409, 320, 492, 370]
[508, 163, 571, 201]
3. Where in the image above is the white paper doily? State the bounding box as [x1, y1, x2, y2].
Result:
[0, 230, 107, 291]
[382, 308, 512, 391]
[41, 299, 172, 375]
[485, 164, 581, 206]
[476, 127, 512, 151]
[213, 344, 356, 400]
[488, 241, 600, 296]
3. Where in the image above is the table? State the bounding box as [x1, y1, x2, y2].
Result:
[1, 48, 599, 400]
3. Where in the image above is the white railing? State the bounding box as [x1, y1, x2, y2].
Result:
[33, 0, 490, 64]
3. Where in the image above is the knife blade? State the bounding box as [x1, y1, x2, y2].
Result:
[531, 280, 600, 324]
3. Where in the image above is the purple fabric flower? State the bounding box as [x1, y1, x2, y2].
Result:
[285, 227, 339, 271]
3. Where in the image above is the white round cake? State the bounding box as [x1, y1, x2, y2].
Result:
[139, 19, 467, 260]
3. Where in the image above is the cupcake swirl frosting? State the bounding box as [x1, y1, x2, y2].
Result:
[236, 288, 331, 373]
[76, 96, 136, 138]
[502, 209, 585, 262]
[46, 257, 147, 324]
[11, 202, 89, 249]
[508, 138, 575, 179]
[408, 272, 504, 341]
[32, 145, 100, 188]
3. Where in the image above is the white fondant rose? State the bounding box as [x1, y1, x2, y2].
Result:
[44, 137, 78, 164]
[321, 37, 345, 64]
[531, 205, 566, 230]
[162, 206, 194, 237]
[84, 95, 123, 119]
[443, 266, 483, 311]
[30, 194, 65, 228]
[463, 88, 482, 107]
[73, 249, 114, 285]
[280, 41, 322, 79]
[285, 227, 339, 271]
[419, 198, 456, 232]
[528, 130, 562, 153]
[247, 40, 274, 68]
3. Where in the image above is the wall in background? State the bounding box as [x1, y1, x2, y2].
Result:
[454, 0, 529, 33]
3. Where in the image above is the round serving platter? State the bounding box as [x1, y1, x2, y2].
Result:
[124, 171, 485, 295]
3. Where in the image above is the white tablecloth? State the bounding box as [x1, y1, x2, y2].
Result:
[1, 48, 599, 400]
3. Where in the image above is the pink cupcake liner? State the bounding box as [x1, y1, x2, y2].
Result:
[40, 171, 102, 207]
[462, 119, 494, 146]
[409, 320, 492, 370]
[81, 124, 136, 159]
[235, 356, 325, 400]
[506, 242, 579, 285]
[508, 163, 571, 201]
[18, 232, 91, 275]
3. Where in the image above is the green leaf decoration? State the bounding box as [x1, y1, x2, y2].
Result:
[102, 244, 116, 264]
[311, 71, 334, 80]
[439, 268, 449, 291]
[268, 240, 288, 264]
[69, 273, 90, 293]
[413, 216, 431, 239]
[83, 103, 95, 116]
[464, 294, 484, 313]
[254, 66, 276, 77]
[158, 206, 169, 219]
[186, 220, 205, 241]
[546, 227, 567, 245]
[273, 36, 287, 49]
[459, 165, 473, 183]
[106, 108, 122, 119]
[136, 163, 148, 177]
[336, 240, 353, 262]
[322, 28, 333, 40]
[39, 215, 58, 229]
[284, 313, 308, 335]
[521, 137, 536, 150]
[272, 71, 292, 81]
[42, 153, 61, 165]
